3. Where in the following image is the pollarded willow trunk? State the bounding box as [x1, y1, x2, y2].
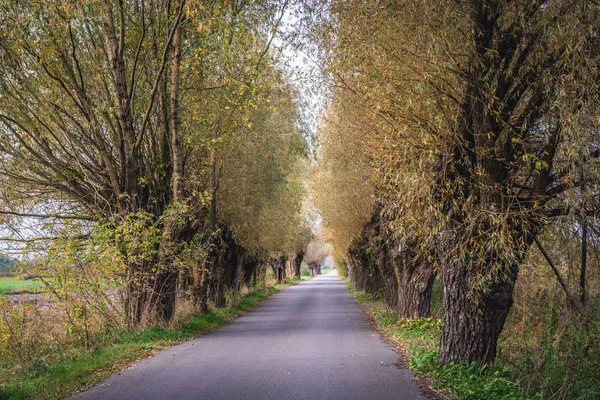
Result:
[193, 258, 209, 312]
[348, 210, 437, 317]
[346, 258, 356, 284]
[272, 256, 287, 284]
[308, 261, 321, 277]
[122, 223, 181, 326]
[348, 239, 384, 294]
[123, 256, 179, 325]
[148, 222, 188, 321]
[242, 256, 259, 287]
[233, 248, 246, 294]
[391, 242, 437, 319]
[209, 228, 241, 307]
[368, 215, 398, 310]
[293, 249, 305, 278]
[372, 240, 397, 310]
[437, 222, 532, 364]
[396, 263, 436, 319]
[347, 221, 382, 296]
[397, 270, 436, 319]
[346, 243, 364, 288]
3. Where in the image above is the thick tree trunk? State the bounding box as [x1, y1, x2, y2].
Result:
[347, 241, 368, 289]
[272, 256, 287, 284]
[392, 243, 436, 319]
[347, 210, 436, 318]
[123, 252, 179, 324]
[147, 225, 181, 321]
[210, 229, 239, 308]
[437, 224, 528, 364]
[193, 258, 209, 312]
[377, 237, 398, 310]
[242, 257, 258, 286]
[125, 267, 147, 327]
[234, 249, 244, 294]
[346, 259, 355, 284]
[397, 266, 436, 319]
[209, 261, 225, 307]
[293, 249, 304, 278]
[346, 212, 388, 303]
[308, 261, 320, 277]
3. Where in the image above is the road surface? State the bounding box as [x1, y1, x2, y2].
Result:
[71, 271, 424, 400]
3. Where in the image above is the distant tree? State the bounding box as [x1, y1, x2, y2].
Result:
[0, 255, 15, 276]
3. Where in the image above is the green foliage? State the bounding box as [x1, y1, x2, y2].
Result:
[0, 0, 307, 327]
[393, 317, 442, 339]
[217, 67, 311, 256]
[377, 310, 398, 327]
[348, 276, 600, 399]
[310, 100, 375, 256]
[332, 251, 347, 278]
[300, 262, 309, 277]
[410, 349, 521, 400]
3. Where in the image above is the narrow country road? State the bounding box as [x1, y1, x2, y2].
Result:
[71, 271, 424, 400]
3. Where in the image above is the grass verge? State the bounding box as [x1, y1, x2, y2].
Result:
[0, 279, 302, 400]
[347, 281, 523, 400]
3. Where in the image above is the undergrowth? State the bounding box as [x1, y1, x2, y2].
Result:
[410, 350, 521, 400]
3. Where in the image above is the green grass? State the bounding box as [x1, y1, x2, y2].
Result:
[410, 349, 521, 400]
[0, 281, 298, 400]
[0, 278, 43, 295]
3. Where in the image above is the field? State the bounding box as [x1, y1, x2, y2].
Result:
[0, 277, 43, 295]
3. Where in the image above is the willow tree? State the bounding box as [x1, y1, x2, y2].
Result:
[218, 67, 312, 284]
[0, 0, 189, 324]
[311, 0, 600, 364]
[311, 104, 374, 256]
[434, 0, 600, 363]
[310, 0, 442, 318]
[0, 0, 297, 324]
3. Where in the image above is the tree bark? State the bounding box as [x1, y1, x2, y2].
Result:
[170, 19, 183, 201]
[193, 258, 209, 312]
[437, 223, 529, 364]
[293, 249, 304, 278]
[308, 261, 320, 277]
[242, 256, 258, 286]
[580, 215, 587, 308]
[151, 265, 178, 321]
[273, 256, 287, 284]
[396, 261, 436, 319]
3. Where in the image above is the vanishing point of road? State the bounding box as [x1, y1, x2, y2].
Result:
[71, 271, 425, 400]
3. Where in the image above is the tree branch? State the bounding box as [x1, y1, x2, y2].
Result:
[0, 210, 94, 221]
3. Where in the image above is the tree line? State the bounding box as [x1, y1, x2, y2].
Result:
[0, 0, 312, 328]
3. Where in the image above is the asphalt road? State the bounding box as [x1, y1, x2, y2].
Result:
[71, 271, 424, 400]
